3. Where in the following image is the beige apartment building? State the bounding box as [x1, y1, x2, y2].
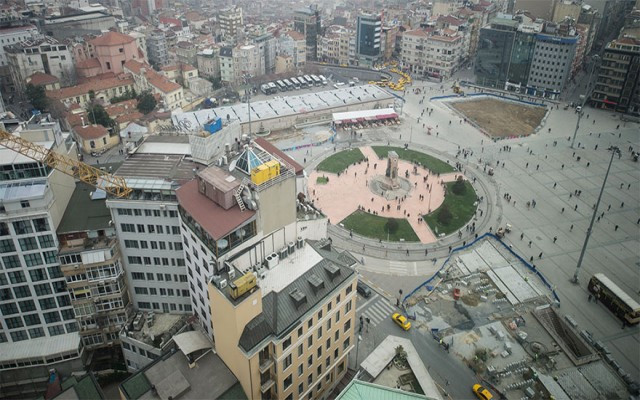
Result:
[400, 28, 466, 79]
[209, 239, 357, 400]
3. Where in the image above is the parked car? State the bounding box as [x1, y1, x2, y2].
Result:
[472, 384, 493, 400]
[356, 281, 372, 298]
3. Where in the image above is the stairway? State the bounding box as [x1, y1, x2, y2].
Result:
[235, 183, 246, 211]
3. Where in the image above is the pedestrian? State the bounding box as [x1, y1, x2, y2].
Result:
[538, 252, 543, 259]
[448, 246, 452, 253]
[588, 293, 593, 302]
[561, 207, 565, 213]
[615, 225, 619, 231]
[608, 204, 611, 211]
[553, 182, 557, 189]
[621, 202, 624, 208]
[530, 256, 534, 262]
[528, 240, 532, 248]
[406, 249, 409, 256]
[561, 164, 564, 169]
[425, 249, 428, 256]
[553, 236, 557, 243]
[574, 205, 578, 211]
[586, 162, 590, 167]
[520, 233, 524, 240]
[536, 164, 539, 170]
[570, 224, 574, 232]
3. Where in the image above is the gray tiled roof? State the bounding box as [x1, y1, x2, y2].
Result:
[239, 255, 355, 353]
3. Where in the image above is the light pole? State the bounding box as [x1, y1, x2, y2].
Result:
[243, 73, 252, 140]
[571, 55, 600, 149]
[572, 146, 619, 283]
[354, 333, 362, 369]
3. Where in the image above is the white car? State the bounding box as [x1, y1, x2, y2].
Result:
[333, 82, 345, 89]
[576, 106, 582, 112]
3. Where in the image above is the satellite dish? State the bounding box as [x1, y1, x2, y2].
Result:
[229, 159, 237, 172]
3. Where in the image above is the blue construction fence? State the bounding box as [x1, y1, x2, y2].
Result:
[402, 232, 561, 305]
[280, 129, 337, 152]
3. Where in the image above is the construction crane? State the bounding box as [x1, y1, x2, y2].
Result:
[0, 129, 131, 198]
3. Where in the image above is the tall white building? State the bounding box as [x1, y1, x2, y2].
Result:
[106, 136, 198, 315]
[0, 117, 85, 397]
[400, 28, 466, 79]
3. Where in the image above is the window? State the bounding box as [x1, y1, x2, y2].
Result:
[33, 283, 51, 296]
[326, 319, 331, 330]
[0, 302, 18, 315]
[307, 355, 313, 367]
[137, 224, 145, 233]
[283, 374, 292, 389]
[29, 268, 47, 282]
[20, 200, 30, 208]
[43, 251, 58, 264]
[121, 223, 135, 232]
[345, 299, 352, 313]
[298, 383, 304, 395]
[317, 365, 322, 376]
[19, 300, 36, 312]
[29, 327, 45, 338]
[48, 325, 65, 336]
[33, 218, 50, 232]
[8, 270, 26, 284]
[10, 330, 28, 342]
[24, 252, 43, 267]
[39, 297, 57, 310]
[44, 311, 61, 323]
[335, 311, 340, 323]
[308, 319, 313, 329]
[346, 283, 353, 295]
[23, 313, 41, 326]
[343, 337, 350, 350]
[298, 344, 303, 357]
[283, 354, 292, 370]
[2, 255, 20, 268]
[132, 272, 145, 280]
[298, 364, 303, 376]
[308, 336, 313, 348]
[283, 336, 292, 350]
[317, 326, 322, 339]
[38, 235, 55, 248]
[0, 239, 16, 253]
[334, 348, 339, 359]
[19, 237, 38, 251]
[13, 220, 33, 234]
[13, 285, 31, 298]
[5, 316, 23, 328]
[318, 310, 323, 319]
[326, 338, 331, 350]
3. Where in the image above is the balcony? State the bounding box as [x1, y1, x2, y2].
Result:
[259, 355, 274, 374]
[260, 375, 275, 393]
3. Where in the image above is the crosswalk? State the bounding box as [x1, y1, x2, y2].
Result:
[357, 294, 397, 328]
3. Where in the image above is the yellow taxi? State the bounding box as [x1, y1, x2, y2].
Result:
[391, 313, 411, 331]
[472, 384, 493, 400]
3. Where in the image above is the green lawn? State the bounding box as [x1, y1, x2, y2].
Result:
[316, 148, 365, 174]
[340, 210, 420, 242]
[316, 176, 329, 184]
[371, 146, 455, 174]
[424, 181, 477, 236]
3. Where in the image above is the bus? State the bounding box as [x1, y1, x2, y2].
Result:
[589, 273, 640, 325]
[276, 80, 287, 92]
[310, 74, 322, 86]
[297, 76, 308, 88]
[318, 75, 328, 85]
[267, 82, 278, 94]
[303, 75, 314, 86]
[290, 77, 301, 89]
[283, 79, 294, 90]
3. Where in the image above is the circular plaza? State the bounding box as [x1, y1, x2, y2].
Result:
[308, 146, 477, 244]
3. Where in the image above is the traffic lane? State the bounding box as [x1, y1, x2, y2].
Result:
[409, 326, 479, 399]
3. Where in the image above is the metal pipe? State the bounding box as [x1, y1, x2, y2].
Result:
[571, 55, 600, 149]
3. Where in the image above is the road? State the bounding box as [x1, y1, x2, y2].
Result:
[352, 290, 478, 399]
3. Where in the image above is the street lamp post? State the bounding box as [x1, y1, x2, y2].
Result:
[571, 55, 600, 149]
[572, 146, 619, 283]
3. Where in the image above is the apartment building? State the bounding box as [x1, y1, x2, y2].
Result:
[294, 5, 321, 61]
[219, 46, 234, 83]
[252, 33, 277, 75]
[526, 28, 578, 98]
[278, 31, 307, 70]
[146, 30, 168, 69]
[46, 74, 135, 108]
[124, 60, 184, 110]
[235, 44, 265, 80]
[5, 36, 75, 95]
[208, 239, 357, 400]
[0, 24, 39, 94]
[105, 136, 198, 315]
[319, 25, 352, 65]
[197, 48, 221, 80]
[56, 183, 132, 357]
[219, 6, 243, 44]
[400, 28, 466, 79]
[591, 36, 640, 116]
[356, 13, 382, 67]
[0, 118, 84, 397]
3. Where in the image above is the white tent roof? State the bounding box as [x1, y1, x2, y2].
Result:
[332, 108, 397, 122]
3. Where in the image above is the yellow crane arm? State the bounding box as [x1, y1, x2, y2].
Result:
[0, 130, 131, 198]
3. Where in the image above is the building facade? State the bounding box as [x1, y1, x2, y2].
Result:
[57, 183, 132, 355]
[591, 37, 640, 116]
[5, 36, 75, 95]
[294, 5, 321, 62]
[0, 120, 85, 398]
[0, 24, 39, 95]
[356, 13, 382, 67]
[526, 31, 577, 98]
[146, 30, 168, 69]
[219, 6, 243, 44]
[400, 28, 466, 79]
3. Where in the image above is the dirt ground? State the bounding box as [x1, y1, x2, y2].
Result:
[451, 98, 546, 138]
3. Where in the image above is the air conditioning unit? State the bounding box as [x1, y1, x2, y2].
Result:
[228, 269, 236, 280]
[218, 279, 228, 289]
[288, 241, 295, 255]
[266, 253, 279, 269]
[297, 237, 304, 249]
[279, 248, 288, 260]
[259, 272, 267, 280]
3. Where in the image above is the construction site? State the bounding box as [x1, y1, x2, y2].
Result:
[404, 236, 635, 399]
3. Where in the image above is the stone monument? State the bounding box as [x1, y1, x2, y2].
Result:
[384, 151, 400, 189]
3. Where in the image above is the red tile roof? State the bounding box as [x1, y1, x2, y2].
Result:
[47, 75, 134, 100]
[254, 138, 303, 176]
[74, 124, 109, 140]
[27, 72, 58, 86]
[76, 58, 101, 69]
[176, 179, 255, 241]
[124, 60, 181, 93]
[285, 30, 304, 41]
[115, 111, 143, 124]
[91, 31, 135, 46]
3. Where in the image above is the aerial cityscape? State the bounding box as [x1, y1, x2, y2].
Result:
[0, 0, 638, 399]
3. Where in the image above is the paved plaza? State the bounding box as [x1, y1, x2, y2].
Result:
[308, 146, 459, 243]
[278, 78, 639, 378]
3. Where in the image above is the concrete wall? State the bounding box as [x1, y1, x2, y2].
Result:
[258, 176, 296, 237]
